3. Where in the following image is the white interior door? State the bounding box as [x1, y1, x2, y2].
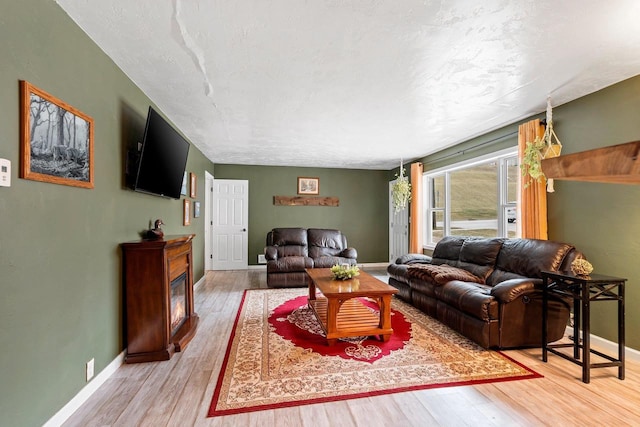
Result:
[212, 179, 249, 270]
[389, 180, 409, 262]
[204, 171, 214, 270]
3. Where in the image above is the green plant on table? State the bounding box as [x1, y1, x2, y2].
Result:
[330, 264, 360, 280]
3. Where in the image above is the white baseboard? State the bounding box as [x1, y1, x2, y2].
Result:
[194, 275, 206, 289]
[565, 326, 640, 362]
[360, 262, 390, 268]
[43, 350, 125, 427]
[46, 274, 207, 426]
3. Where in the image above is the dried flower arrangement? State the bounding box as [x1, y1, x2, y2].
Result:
[571, 258, 594, 276]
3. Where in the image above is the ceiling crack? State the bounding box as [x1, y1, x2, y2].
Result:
[171, 0, 231, 144]
[172, 0, 214, 98]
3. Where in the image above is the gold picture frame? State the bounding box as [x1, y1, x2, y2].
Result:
[190, 172, 197, 198]
[183, 199, 191, 226]
[297, 177, 319, 195]
[19, 80, 94, 189]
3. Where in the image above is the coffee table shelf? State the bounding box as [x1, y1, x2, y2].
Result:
[309, 297, 381, 336]
[306, 268, 397, 345]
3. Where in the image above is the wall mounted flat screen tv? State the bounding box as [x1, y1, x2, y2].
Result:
[131, 107, 190, 199]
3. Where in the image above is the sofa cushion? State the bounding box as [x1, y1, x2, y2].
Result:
[308, 228, 345, 258]
[407, 264, 484, 285]
[267, 256, 314, 273]
[434, 280, 498, 321]
[270, 228, 309, 257]
[489, 238, 574, 284]
[388, 263, 410, 283]
[313, 256, 357, 268]
[394, 253, 432, 265]
[271, 227, 308, 246]
[431, 236, 465, 264]
[457, 238, 504, 280]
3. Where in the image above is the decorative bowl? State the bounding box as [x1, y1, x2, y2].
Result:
[330, 264, 360, 280]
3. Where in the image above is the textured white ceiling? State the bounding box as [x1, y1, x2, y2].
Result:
[55, 0, 640, 170]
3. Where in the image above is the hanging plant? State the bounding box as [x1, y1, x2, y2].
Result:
[520, 96, 563, 189]
[521, 136, 547, 187]
[392, 167, 412, 212]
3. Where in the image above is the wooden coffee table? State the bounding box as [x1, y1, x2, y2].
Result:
[305, 268, 398, 345]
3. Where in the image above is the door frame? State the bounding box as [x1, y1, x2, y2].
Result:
[204, 171, 214, 270]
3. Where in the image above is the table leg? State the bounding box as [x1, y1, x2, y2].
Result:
[308, 276, 316, 306]
[619, 283, 625, 380]
[582, 283, 590, 384]
[542, 277, 548, 362]
[574, 293, 580, 360]
[325, 297, 340, 346]
[379, 295, 392, 342]
[379, 296, 392, 329]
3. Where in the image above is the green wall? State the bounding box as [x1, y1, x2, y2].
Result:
[546, 76, 640, 351]
[0, 1, 214, 425]
[419, 75, 640, 352]
[213, 165, 390, 264]
[3, 1, 639, 425]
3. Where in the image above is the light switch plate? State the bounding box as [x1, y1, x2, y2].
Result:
[0, 158, 10, 187]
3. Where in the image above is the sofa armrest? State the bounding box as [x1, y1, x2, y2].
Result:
[339, 247, 358, 259]
[394, 253, 432, 265]
[490, 278, 542, 303]
[265, 246, 278, 261]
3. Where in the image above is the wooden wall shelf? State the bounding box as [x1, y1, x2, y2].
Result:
[541, 140, 640, 184]
[273, 196, 339, 206]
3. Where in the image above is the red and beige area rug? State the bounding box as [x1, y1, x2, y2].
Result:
[208, 288, 541, 417]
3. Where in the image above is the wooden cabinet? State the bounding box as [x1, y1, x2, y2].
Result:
[121, 234, 199, 363]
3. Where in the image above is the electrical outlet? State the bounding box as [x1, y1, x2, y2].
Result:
[257, 254, 267, 264]
[0, 158, 10, 187]
[86, 358, 94, 382]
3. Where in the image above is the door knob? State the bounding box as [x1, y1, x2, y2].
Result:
[242, 228, 247, 232]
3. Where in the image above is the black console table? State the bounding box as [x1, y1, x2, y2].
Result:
[541, 271, 626, 383]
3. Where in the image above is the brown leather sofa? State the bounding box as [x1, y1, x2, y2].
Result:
[265, 228, 358, 288]
[387, 236, 584, 348]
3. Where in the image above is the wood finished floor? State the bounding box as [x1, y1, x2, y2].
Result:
[64, 268, 640, 427]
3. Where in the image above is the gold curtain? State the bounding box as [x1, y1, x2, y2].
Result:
[518, 119, 548, 240]
[409, 162, 424, 252]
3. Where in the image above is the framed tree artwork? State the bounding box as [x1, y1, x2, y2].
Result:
[19, 80, 94, 189]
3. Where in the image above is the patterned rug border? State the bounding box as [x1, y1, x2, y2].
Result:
[208, 289, 542, 417]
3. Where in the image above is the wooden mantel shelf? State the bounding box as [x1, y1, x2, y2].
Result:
[541, 140, 640, 184]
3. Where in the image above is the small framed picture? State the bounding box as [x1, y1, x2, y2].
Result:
[297, 177, 319, 195]
[190, 172, 197, 198]
[183, 199, 191, 226]
[193, 201, 200, 218]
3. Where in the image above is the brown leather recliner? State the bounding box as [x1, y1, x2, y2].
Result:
[265, 228, 358, 288]
[387, 236, 583, 349]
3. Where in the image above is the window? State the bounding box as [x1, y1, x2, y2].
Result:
[423, 147, 519, 248]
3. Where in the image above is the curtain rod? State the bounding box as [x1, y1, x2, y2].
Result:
[422, 130, 519, 166]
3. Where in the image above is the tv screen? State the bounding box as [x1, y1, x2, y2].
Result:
[132, 107, 190, 199]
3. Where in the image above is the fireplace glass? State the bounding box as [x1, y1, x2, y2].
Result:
[170, 272, 187, 334]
